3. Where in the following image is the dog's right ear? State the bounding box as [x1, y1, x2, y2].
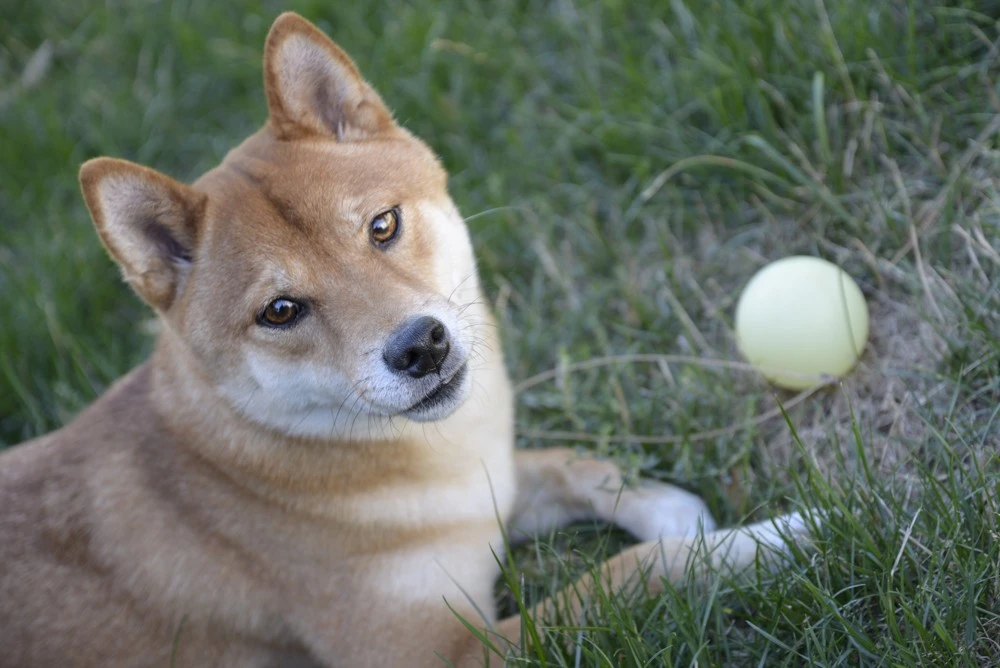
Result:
[79, 158, 206, 312]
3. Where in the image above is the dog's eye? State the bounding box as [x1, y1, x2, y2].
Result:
[370, 208, 400, 246]
[258, 298, 304, 328]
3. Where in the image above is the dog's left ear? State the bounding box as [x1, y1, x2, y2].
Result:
[263, 12, 395, 141]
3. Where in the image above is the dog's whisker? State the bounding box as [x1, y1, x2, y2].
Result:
[461, 205, 518, 225]
[346, 392, 368, 441]
[445, 274, 476, 305]
[455, 299, 484, 315]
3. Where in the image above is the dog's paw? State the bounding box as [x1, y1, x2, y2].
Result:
[687, 508, 823, 577]
[734, 508, 824, 559]
[615, 482, 717, 542]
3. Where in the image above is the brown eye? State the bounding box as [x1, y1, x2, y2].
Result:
[258, 298, 304, 328]
[370, 208, 400, 246]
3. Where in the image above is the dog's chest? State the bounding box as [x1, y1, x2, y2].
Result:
[264, 442, 517, 581]
[336, 452, 515, 528]
[270, 450, 517, 638]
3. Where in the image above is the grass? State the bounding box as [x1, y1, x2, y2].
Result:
[2, 0, 999, 665]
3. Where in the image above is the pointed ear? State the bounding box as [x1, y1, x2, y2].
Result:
[263, 12, 395, 140]
[79, 158, 206, 311]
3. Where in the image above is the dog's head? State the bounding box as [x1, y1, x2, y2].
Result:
[79, 13, 486, 439]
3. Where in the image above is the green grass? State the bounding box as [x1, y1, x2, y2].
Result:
[2, 0, 999, 665]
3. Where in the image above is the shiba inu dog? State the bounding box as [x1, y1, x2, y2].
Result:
[0, 13, 814, 667]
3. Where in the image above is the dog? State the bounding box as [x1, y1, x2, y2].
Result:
[0, 13, 814, 667]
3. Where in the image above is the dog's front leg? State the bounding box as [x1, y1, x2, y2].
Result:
[459, 449, 815, 666]
[478, 512, 811, 664]
[506, 447, 716, 544]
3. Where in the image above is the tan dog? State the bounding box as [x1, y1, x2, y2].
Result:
[0, 13, 813, 667]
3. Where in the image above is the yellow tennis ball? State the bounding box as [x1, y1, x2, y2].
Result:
[735, 256, 869, 390]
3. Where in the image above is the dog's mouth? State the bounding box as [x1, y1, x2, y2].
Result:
[403, 363, 468, 418]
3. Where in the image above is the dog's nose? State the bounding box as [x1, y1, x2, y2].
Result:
[383, 316, 451, 378]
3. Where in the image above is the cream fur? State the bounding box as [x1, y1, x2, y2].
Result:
[0, 12, 816, 668]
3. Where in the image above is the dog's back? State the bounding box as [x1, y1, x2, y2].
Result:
[0, 367, 182, 666]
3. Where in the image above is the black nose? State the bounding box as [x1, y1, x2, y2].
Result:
[383, 316, 450, 378]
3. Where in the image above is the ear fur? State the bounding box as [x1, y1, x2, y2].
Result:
[263, 12, 395, 141]
[79, 157, 206, 311]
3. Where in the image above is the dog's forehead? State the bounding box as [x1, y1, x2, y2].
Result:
[217, 133, 446, 209]
[190, 133, 451, 278]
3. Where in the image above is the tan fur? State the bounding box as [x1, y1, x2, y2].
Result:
[0, 13, 813, 667]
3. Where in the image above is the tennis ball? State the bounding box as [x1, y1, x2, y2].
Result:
[735, 256, 869, 390]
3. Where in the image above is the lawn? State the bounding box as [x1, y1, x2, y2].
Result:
[1, 0, 999, 665]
